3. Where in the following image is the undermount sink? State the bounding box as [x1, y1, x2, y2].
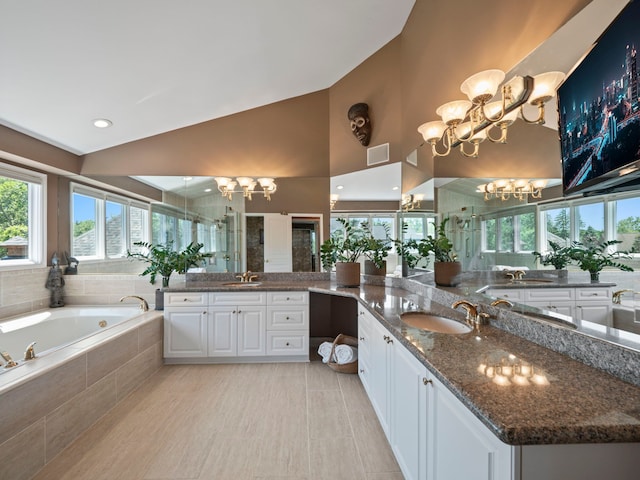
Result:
[222, 282, 263, 287]
[400, 312, 472, 334]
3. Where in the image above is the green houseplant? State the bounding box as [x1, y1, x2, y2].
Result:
[424, 217, 461, 286]
[362, 223, 392, 275]
[568, 239, 633, 282]
[532, 240, 572, 269]
[127, 240, 212, 288]
[320, 218, 368, 286]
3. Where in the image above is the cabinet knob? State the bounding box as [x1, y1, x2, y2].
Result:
[286, 342, 290, 346]
[286, 297, 290, 301]
[359, 336, 365, 341]
[423, 378, 432, 386]
[232, 310, 236, 314]
[360, 369, 365, 374]
[183, 298, 188, 302]
[384, 335, 393, 344]
[286, 316, 290, 320]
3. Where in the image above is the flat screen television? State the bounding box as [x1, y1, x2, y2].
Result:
[559, 0, 640, 196]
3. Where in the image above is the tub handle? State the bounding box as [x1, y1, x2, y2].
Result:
[24, 342, 37, 360]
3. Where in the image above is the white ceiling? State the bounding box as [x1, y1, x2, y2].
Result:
[0, 0, 415, 155]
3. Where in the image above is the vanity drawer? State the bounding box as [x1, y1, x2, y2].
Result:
[266, 331, 308, 355]
[164, 292, 208, 307]
[267, 291, 309, 305]
[267, 306, 309, 330]
[209, 291, 266, 305]
[485, 288, 524, 302]
[525, 288, 574, 302]
[576, 287, 611, 301]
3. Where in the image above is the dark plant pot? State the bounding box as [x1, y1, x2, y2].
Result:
[155, 289, 164, 310]
[335, 262, 361, 287]
[590, 271, 600, 283]
[402, 260, 409, 277]
[364, 259, 386, 276]
[434, 261, 462, 287]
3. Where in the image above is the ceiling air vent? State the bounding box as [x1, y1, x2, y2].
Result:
[367, 143, 389, 166]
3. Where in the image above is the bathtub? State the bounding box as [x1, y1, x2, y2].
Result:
[0, 306, 141, 366]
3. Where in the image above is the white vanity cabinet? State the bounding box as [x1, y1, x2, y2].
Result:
[266, 291, 309, 357]
[164, 292, 208, 358]
[487, 286, 612, 325]
[164, 290, 309, 362]
[428, 374, 512, 480]
[209, 291, 267, 357]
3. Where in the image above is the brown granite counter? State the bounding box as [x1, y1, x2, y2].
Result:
[167, 276, 640, 446]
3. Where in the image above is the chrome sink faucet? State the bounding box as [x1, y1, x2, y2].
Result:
[119, 295, 149, 311]
[505, 270, 526, 281]
[612, 289, 635, 304]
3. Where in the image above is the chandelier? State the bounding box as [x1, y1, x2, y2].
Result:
[476, 179, 548, 201]
[214, 177, 277, 201]
[418, 69, 565, 158]
[401, 194, 424, 211]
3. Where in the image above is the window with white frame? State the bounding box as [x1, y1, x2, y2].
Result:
[0, 163, 46, 267]
[71, 183, 149, 260]
[481, 207, 536, 254]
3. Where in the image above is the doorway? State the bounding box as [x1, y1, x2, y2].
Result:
[292, 216, 321, 272]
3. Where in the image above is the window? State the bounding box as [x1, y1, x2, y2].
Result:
[483, 218, 496, 251]
[0, 163, 45, 267]
[71, 183, 149, 260]
[498, 216, 514, 252]
[481, 208, 535, 254]
[616, 197, 640, 253]
[577, 202, 604, 245]
[517, 212, 536, 252]
[542, 207, 570, 248]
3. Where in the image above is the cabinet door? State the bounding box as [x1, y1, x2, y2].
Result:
[164, 308, 207, 357]
[208, 307, 238, 356]
[369, 319, 391, 439]
[575, 303, 612, 325]
[357, 308, 373, 394]
[428, 376, 513, 480]
[237, 306, 266, 355]
[391, 340, 428, 480]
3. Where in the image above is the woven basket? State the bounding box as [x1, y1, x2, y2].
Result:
[327, 334, 358, 374]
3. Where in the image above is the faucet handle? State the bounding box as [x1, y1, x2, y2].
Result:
[505, 272, 515, 280]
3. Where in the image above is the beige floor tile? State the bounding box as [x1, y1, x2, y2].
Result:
[309, 436, 366, 480]
[33, 362, 399, 480]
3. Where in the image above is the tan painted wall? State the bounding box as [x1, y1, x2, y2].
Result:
[329, 37, 403, 177]
[81, 91, 330, 179]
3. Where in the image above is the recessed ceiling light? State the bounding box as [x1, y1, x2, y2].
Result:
[93, 118, 112, 128]
[392, 186, 399, 190]
[337, 185, 344, 190]
[204, 188, 212, 193]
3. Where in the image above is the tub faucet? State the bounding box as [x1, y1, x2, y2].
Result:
[612, 289, 635, 304]
[119, 295, 149, 311]
[24, 342, 37, 360]
[1, 351, 18, 368]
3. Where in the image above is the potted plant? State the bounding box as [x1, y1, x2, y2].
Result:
[568, 239, 633, 282]
[127, 240, 212, 308]
[532, 240, 572, 269]
[320, 218, 367, 286]
[424, 217, 461, 286]
[362, 223, 392, 276]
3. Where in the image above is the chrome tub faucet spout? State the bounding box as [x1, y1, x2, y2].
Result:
[119, 295, 149, 311]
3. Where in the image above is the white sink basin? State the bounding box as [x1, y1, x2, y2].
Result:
[222, 282, 263, 287]
[401, 312, 472, 334]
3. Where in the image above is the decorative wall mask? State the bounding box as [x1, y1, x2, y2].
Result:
[348, 102, 371, 146]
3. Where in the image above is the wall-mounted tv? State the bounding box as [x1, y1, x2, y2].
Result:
[559, 0, 640, 196]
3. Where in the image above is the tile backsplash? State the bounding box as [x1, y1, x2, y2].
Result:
[0, 268, 162, 319]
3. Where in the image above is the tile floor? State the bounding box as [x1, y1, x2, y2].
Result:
[33, 352, 403, 480]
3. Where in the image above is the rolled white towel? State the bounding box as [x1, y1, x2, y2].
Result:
[318, 341, 334, 363]
[334, 344, 358, 364]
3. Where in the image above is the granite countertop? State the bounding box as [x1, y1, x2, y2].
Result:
[166, 278, 640, 446]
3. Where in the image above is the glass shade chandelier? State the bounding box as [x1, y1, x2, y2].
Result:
[401, 193, 424, 211]
[214, 177, 277, 201]
[418, 69, 565, 158]
[476, 179, 548, 201]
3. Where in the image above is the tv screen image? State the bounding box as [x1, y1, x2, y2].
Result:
[558, 0, 640, 196]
